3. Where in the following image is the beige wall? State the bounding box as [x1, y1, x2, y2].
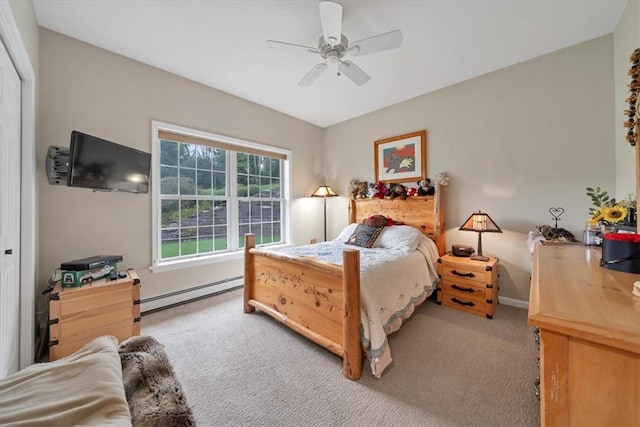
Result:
[324, 36, 615, 302]
[38, 29, 323, 302]
[614, 0, 640, 205]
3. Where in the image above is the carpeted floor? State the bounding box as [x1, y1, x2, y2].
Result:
[141, 289, 540, 426]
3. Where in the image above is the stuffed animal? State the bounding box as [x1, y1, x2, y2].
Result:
[406, 187, 417, 197]
[353, 181, 369, 199]
[389, 184, 408, 200]
[416, 179, 435, 196]
[371, 181, 386, 199]
[348, 179, 360, 199]
[436, 172, 450, 187]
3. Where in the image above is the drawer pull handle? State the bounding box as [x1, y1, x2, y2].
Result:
[451, 297, 475, 307]
[451, 270, 475, 278]
[451, 284, 474, 293]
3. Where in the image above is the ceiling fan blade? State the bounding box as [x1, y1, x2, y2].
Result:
[338, 60, 370, 86]
[348, 30, 403, 56]
[266, 40, 319, 54]
[319, 1, 342, 46]
[298, 63, 328, 86]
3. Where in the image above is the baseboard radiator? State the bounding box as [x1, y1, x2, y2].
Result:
[140, 276, 243, 314]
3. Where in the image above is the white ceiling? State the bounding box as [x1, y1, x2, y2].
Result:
[33, 0, 627, 128]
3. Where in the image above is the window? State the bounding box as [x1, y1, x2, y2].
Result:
[151, 121, 290, 270]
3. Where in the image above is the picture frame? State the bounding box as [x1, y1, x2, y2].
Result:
[374, 130, 426, 184]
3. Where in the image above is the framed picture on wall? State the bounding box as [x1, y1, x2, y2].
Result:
[374, 130, 426, 184]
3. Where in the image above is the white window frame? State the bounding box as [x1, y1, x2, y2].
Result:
[150, 120, 292, 273]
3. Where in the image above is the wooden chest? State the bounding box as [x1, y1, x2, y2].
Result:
[436, 254, 499, 318]
[49, 269, 141, 361]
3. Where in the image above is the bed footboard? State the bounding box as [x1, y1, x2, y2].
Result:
[243, 234, 362, 380]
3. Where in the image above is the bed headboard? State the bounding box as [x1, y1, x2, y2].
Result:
[348, 184, 446, 255]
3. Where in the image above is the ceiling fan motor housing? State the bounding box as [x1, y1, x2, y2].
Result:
[318, 35, 348, 61]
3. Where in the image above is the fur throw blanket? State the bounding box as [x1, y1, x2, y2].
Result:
[118, 335, 196, 427]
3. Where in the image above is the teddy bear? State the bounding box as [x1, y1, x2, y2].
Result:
[348, 179, 359, 198]
[417, 179, 435, 196]
[389, 184, 408, 200]
[436, 172, 450, 187]
[352, 181, 369, 199]
[370, 181, 387, 199]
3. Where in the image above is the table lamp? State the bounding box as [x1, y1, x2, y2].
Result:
[311, 185, 339, 241]
[459, 210, 502, 261]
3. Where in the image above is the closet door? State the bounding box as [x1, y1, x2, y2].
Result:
[0, 38, 22, 379]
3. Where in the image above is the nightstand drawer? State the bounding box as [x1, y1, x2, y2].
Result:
[441, 293, 485, 317]
[441, 264, 487, 284]
[439, 277, 486, 299]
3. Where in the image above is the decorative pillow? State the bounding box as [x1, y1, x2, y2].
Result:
[346, 224, 385, 248]
[374, 225, 423, 252]
[334, 223, 359, 242]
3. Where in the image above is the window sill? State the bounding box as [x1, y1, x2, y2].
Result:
[149, 242, 294, 273]
[150, 251, 244, 273]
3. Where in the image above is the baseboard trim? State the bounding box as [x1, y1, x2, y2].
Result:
[499, 296, 529, 309]
[141, 276, 243, 314]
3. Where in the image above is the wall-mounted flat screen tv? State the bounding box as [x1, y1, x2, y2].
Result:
[67, 131, 151, 194]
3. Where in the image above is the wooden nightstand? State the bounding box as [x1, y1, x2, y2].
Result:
[436, 254, 499, 319]
[48, 268, 141, 361]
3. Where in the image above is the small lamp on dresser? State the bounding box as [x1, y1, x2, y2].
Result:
[459, 210, 502, 261]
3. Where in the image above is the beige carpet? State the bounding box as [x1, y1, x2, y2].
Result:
[141, 289, 540, 426]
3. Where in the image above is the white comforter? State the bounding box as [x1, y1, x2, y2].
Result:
[272, 236, 440, 377]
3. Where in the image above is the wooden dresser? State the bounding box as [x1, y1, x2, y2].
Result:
[528, 243, 640, 426]
[49, 268, 141, 361]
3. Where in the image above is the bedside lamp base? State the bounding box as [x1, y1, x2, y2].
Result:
[471, 254, 489, 262]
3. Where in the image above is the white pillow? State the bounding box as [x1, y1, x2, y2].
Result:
[334, 223, 359, 242]
[374, 225, 423, 252]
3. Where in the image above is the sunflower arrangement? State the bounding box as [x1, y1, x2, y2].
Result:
[586, 187, 635, 226]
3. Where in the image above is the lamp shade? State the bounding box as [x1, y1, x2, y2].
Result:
[311, 185, 338, 198]
[459, 211, 502, 233]
[459, 211, 502, 261]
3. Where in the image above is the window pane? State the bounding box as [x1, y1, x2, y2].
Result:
[160, 140, 178, 166]
[180, 227, 197, 255]
[237, 174, 248, 197]
[180, 144, 196, 168]
[270, 158, 280, 177]
[271, 178, 280, 198]
[199, 200, 213, 226]
[198, 226, 213, 253]
[196, 145, 213, 170]
[180, 200, 196, 228]
[237, 153, 248, 174]
[197, 170, 212, 195]
[248, 156, 260, 175]
[180, 169, 196, 195]
[213, 148, 226, 171]
[213, 172, 226, 196]
[160, 166, 178, 195]
[249, 176, 259, 196]
[239, 201, 249, 225]
[161, 200, 179, 228]
[214, 225, 228, 250]
[161, 229, 179, 258]
[250, 201, 261, 222]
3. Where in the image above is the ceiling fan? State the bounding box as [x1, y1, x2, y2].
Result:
[266, 1, 403, 86]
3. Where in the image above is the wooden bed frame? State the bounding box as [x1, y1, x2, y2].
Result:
[243, 188, 445, 380]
